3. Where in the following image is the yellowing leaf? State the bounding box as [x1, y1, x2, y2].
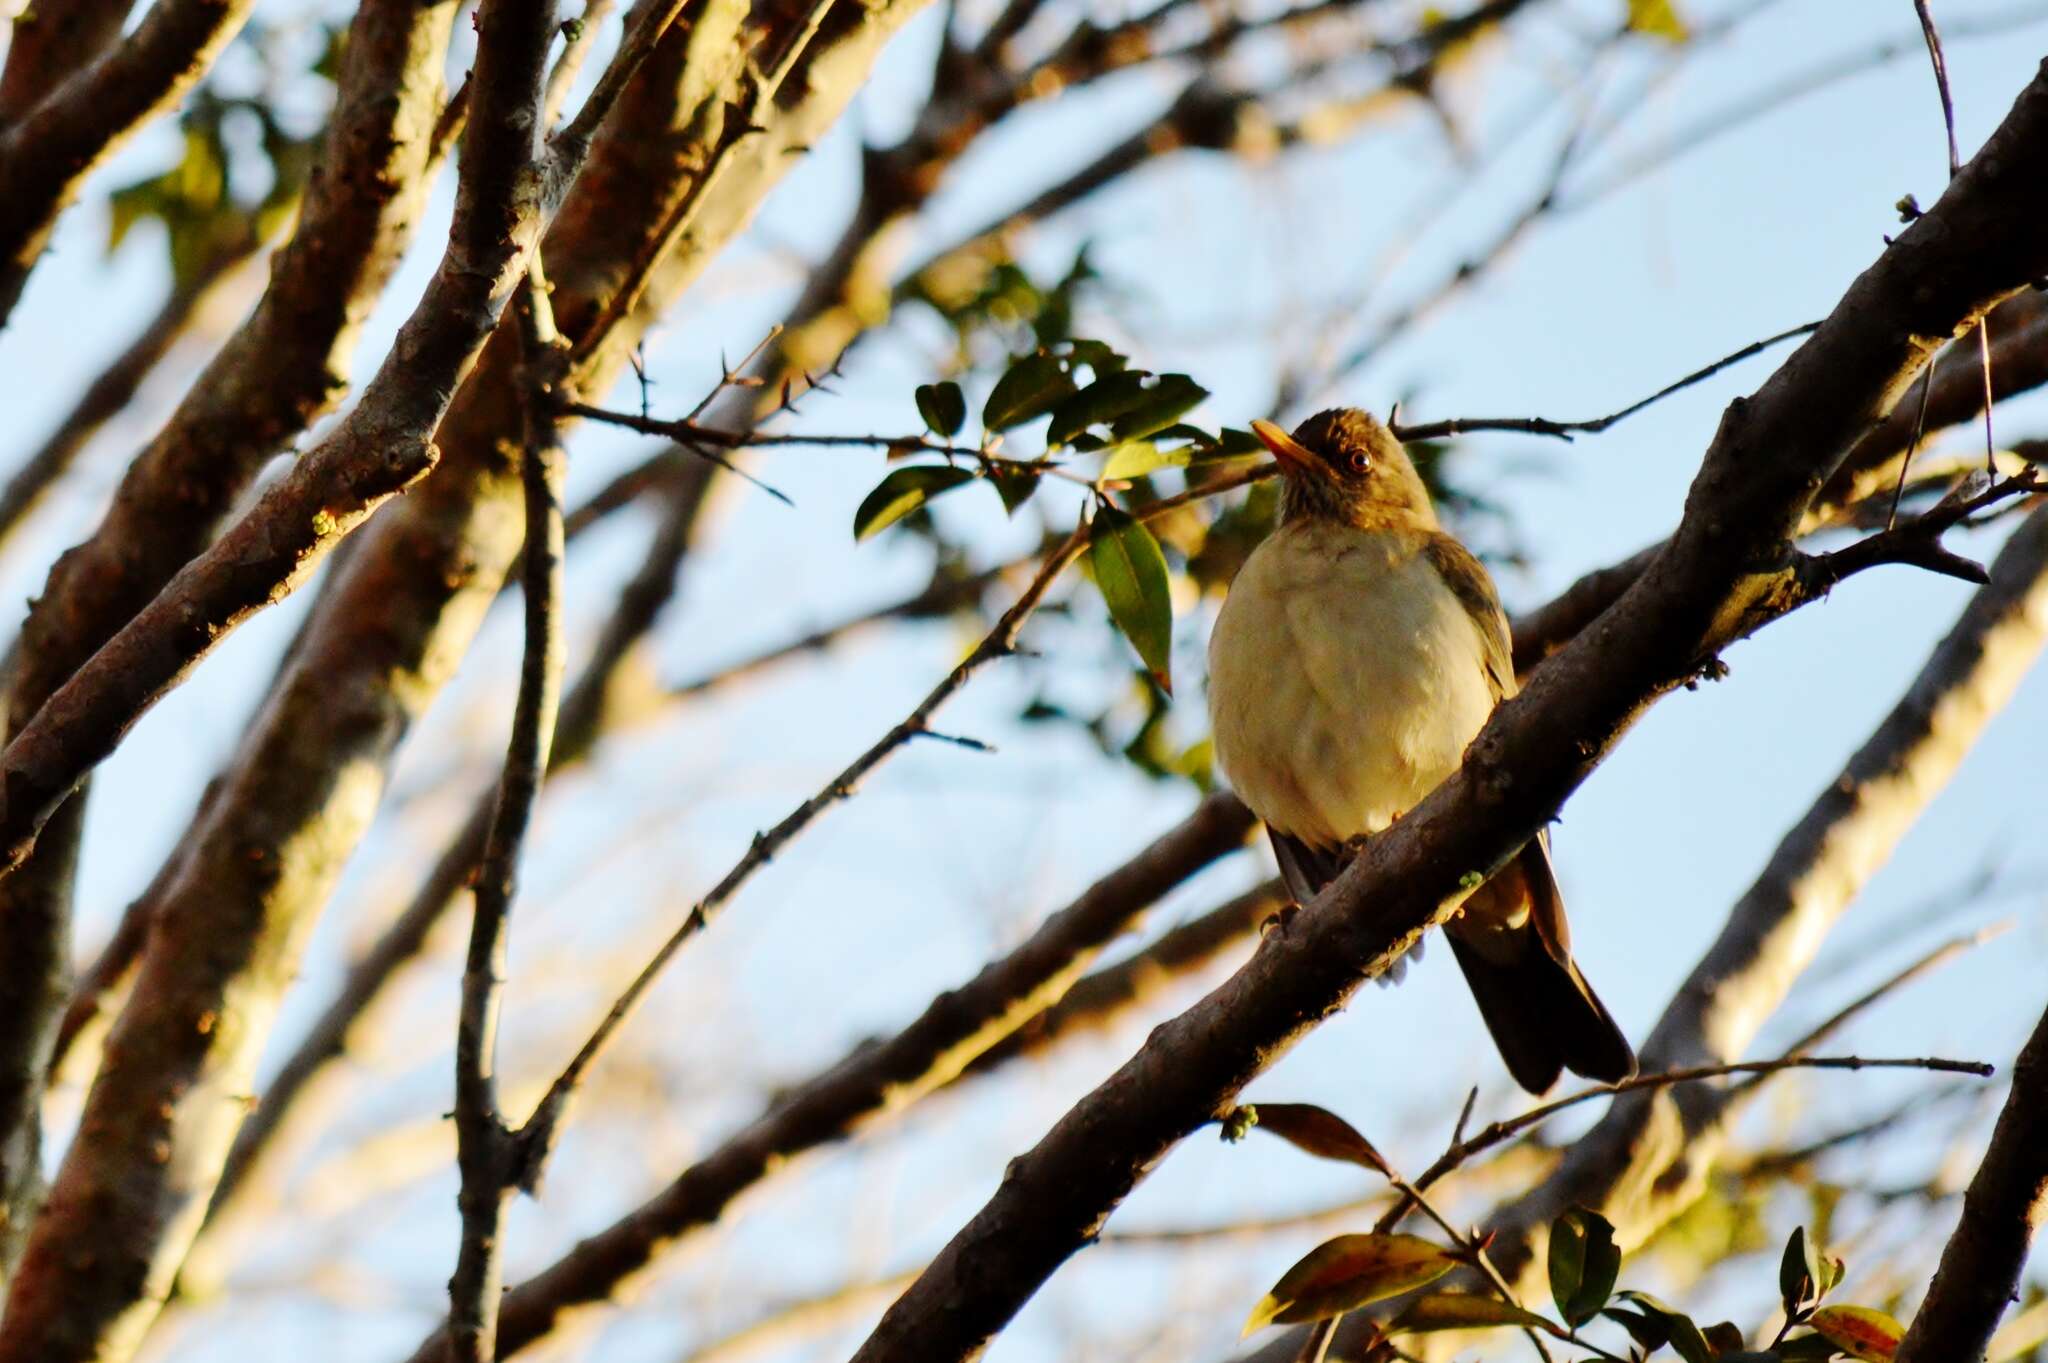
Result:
[852, 465, 975, 540]
[1625, 0, 1688, 41]
[1810, 1305, 1905, 1361]
[1241, 1103, 1389, 1174]
[1243, 1234, 1456, 1335]
[1391, 1293, 1560, 1335]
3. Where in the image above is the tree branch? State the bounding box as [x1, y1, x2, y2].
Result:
[844, 61, 2048, 1363]
[447, 266, 570, 1363]
[0, 0, 563, 1344]
[1895, 998, 2048, 1362]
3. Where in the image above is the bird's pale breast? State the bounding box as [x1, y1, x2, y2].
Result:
[1206, 520, 1500, 849]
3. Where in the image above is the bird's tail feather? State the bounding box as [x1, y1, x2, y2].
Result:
[1446, 921, 1635, 1095]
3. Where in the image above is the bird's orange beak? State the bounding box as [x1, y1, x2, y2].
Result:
[1250, 418, 1317, 474]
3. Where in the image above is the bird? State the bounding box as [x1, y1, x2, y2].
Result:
[1205, 407, 1635, 1094]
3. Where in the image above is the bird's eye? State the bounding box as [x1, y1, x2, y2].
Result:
[1346, 451, 1371, 475]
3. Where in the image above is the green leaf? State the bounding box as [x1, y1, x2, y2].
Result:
[1617, 1292, 1715, 1363]
[1626, 0, 1688, 40]
[1781, 1226, 1815, 1317]
[1778, 1334, 1844, 1360]
[852, 465, 976, 540]
[989, 465, 1042, 515]
[1704, 1322, 1748, 1353]
[1548, 1208, 1619, 1327]
[1240, 1102, 1389, 1174]
[1089, 506, 1174, 693]
[915, 381, 967, 437]
[1048, 371, 1152, 447]
[1548, 1203, 1613, 1317]
[1099, 442, 1190, 482]
[1243, 1234, 1457, 1334]
[1390, 1293, 1561, 1335]
[1063, 338, 1128, 375]
[1602, 1306, 1670, 1351]
[1108, 373, 1208, 442]
[1195, 426, 1269, 462]
[982, 353, 1074, 430]
[1809, 1305, 1904, 1361]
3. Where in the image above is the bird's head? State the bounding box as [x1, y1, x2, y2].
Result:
[1252, 408, 1437, 530]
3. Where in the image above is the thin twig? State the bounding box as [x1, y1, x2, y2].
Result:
[447, 260, 572, 1363]
[1912, 0, 1962, 177]
[1391, 322, 1820, 443]
[1742, 921, 2012, 1085]
[507, 462, 1271, 1176]
[1373, 1054, 1994, 1237]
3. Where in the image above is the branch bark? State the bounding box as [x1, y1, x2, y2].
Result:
[0, 0, 937, 1351]
[1895, 997, 2048, 1363]
[0, 0, 563, 1342]
[844, 61, 2048, 1363]
[0, 0, 461, 1262]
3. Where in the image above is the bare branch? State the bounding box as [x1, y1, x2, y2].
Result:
[0, 0, 467, 1245]
[0, 0, 564, 1341]
[1391, 323, 1821, 443]
[1895, 998, 2048, 1363]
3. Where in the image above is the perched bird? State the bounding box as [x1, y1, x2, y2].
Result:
[1205, 408, 1634, 1094]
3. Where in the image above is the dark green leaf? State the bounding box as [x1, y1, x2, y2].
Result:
[1602, 1306, 1670, 1351]
[1618, 1292, 1715, 1363]
[915, 381, 967, 437]
[983, 353, 1074, 430]
[1548, 1209, 1620, 1327]
[1063, 338, 1128, 375]
[1089, 506, 1174, 693]
[1782, 1227, 1814, 1316]
[1109, 373, 1208, 442]
[1390, 1293, 1560, 1335]
[1704, 1322, 1748, 1352]
[1777, 1333, 1843, 1360]
[1549, 1209, 1617, 1326]
[1196, 426, 1269, 461]
[853, 465, 976, 541]
[1048, 371, 1151, 447]
[989, 465, 1042, 515]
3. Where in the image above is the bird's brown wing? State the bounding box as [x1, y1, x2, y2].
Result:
[1421, 533, 1516, 702]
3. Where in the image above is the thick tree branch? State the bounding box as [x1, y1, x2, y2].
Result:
[0, 0, 463, 1257]
[1894, 998, 2048, 1363]
[845, 61, 2048, 1363]
[0, 0, 564, 1345]
[0, 0, 256, 323]
[0, 0, 938, 1350]
[0, 0, 134, 122]
[400, 793, 1257, 1361]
